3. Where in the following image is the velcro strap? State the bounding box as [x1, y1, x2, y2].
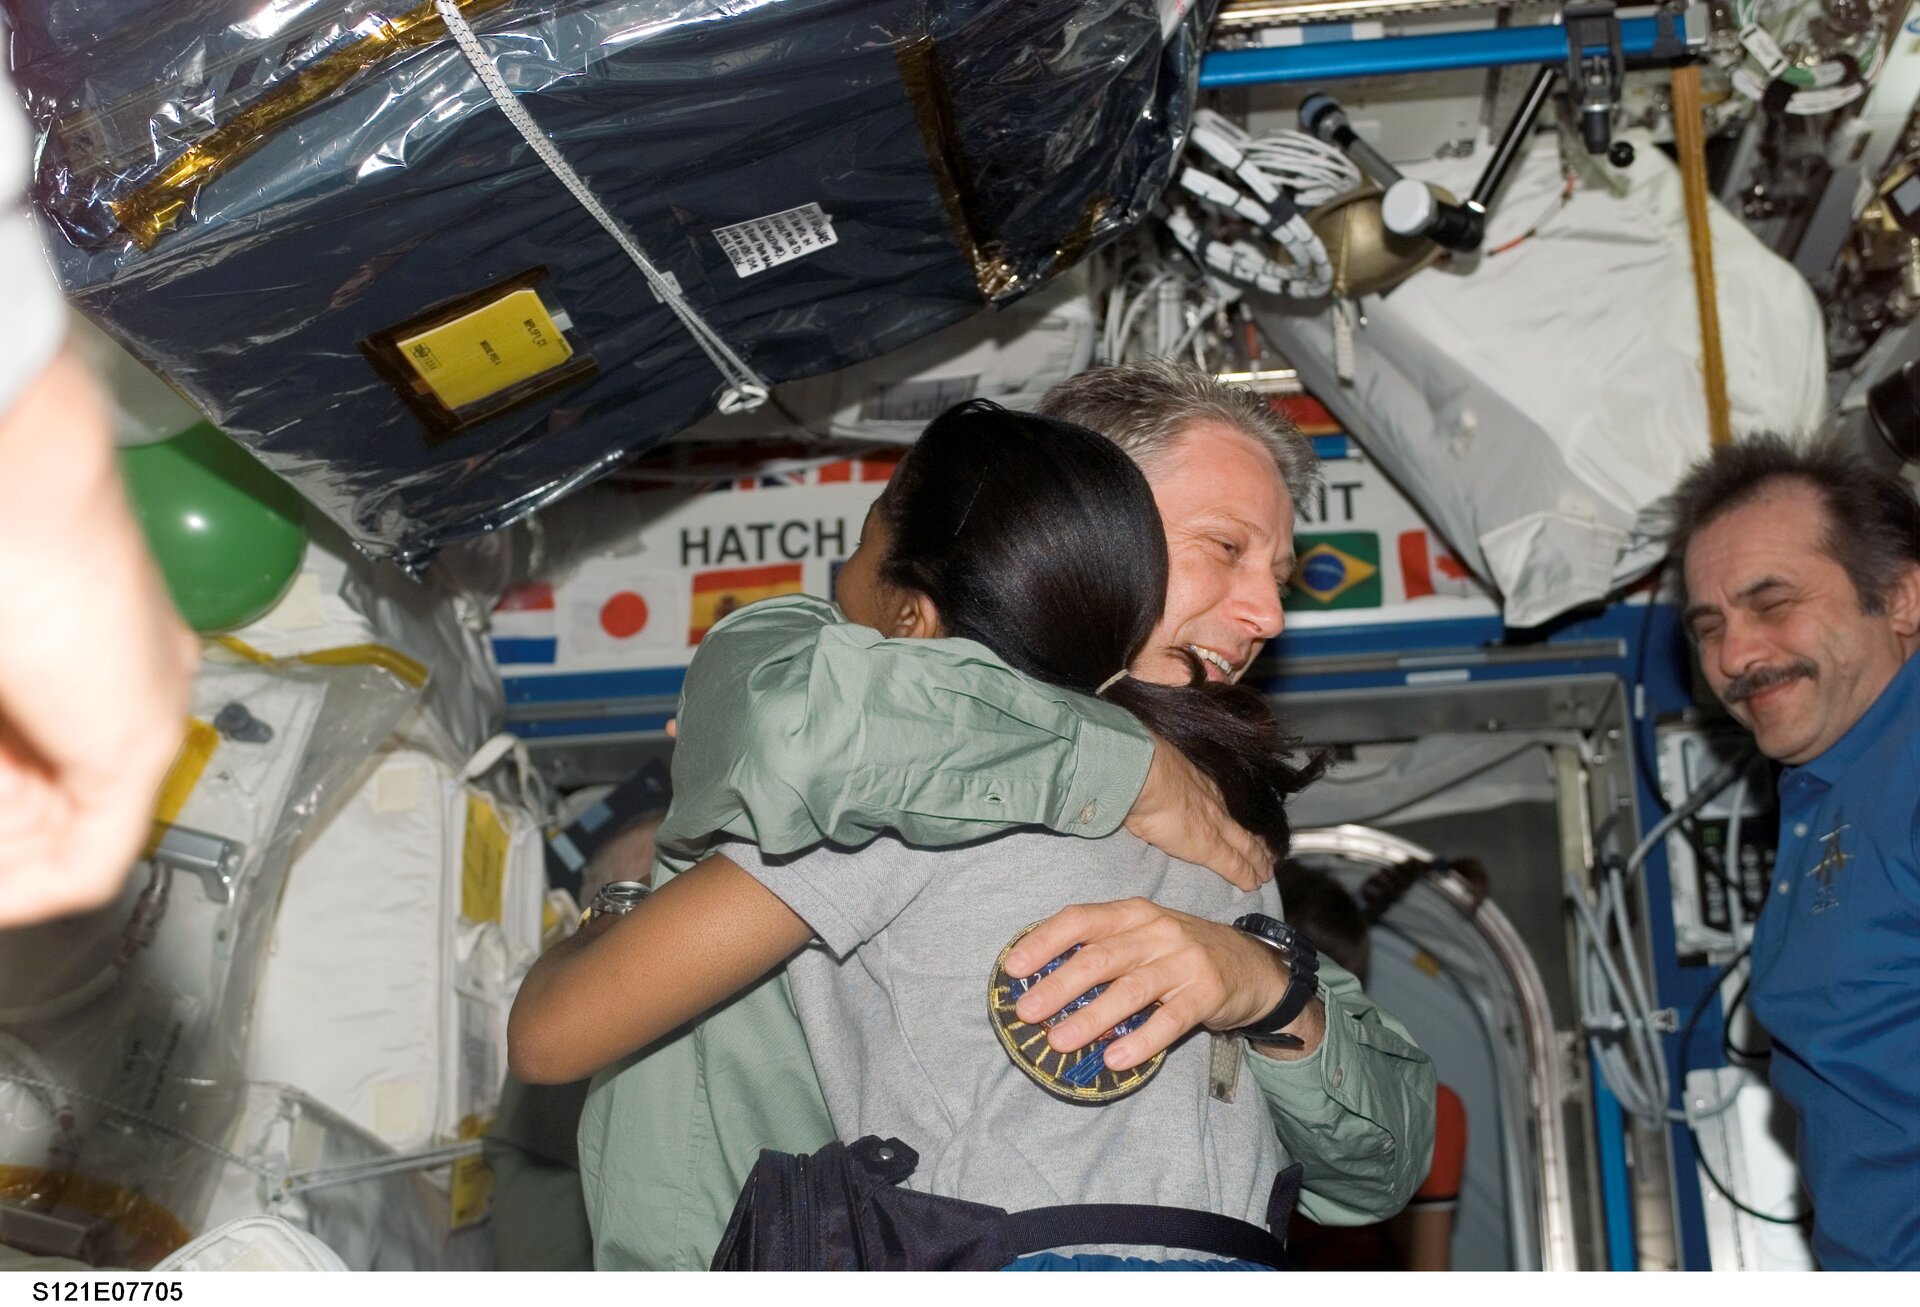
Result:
[1003, 1202, 1288, 1267]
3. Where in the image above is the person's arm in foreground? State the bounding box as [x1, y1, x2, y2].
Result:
[0, 347, 198, 926]
[668, 597, 1269, 888]
[509, 854, 809, 1085]
[1005, 900, 1436, 1223]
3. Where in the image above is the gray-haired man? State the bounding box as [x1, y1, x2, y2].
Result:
[577, 361, 1437, 1269]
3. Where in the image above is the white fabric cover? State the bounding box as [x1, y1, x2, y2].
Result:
[0, 662, 327, 1252]
[154, 1216, 349, 1272]
[200, 1084, 493, 1270]
[249, 746, 541, 1156]
[1254, 129, 1827, 627]
[228, 513, 507, 758]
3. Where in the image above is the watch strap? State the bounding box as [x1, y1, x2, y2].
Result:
[1228, 914, 1319, 1044]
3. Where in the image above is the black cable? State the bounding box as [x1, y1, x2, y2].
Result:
[1677, 948, 1812, 1226]
[1626, 601, 1770, 919]
[1718, 971, 1771, 1063]
[1677, 812, 1767, 918]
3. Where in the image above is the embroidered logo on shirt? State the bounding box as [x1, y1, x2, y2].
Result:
[1805, 823, 1850, 916]
[988, 925, 1165, 1104]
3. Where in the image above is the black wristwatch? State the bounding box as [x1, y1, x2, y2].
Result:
[1227, 914, 1320, 1049]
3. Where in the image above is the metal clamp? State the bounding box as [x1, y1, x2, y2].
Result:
[149, 825, 244, 905]
[1563, 1, 1626, 157]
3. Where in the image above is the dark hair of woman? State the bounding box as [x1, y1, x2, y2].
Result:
[874, 399, 1326, 864]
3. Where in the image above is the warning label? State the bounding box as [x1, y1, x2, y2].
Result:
[712, 203, 838, 278]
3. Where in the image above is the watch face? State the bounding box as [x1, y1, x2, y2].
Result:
[987, 925, 1166, 1105]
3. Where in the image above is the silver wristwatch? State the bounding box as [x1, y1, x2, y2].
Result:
[583, 879, 651, 923]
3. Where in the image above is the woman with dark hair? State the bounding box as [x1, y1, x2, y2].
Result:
[508, 400, 1324, 1268]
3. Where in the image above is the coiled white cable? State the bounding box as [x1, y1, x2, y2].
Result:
[433, 0, 769, 413]
[1242, 129, 1363, 208]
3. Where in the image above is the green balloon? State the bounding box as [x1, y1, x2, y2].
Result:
[118, 422, 308, 633]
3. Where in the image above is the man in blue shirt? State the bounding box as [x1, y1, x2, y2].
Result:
[1667, 435, 1920, 1270]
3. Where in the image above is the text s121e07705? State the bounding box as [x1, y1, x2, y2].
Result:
[34, 1284, 184, 1301]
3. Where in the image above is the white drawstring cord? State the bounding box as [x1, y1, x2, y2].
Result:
[433, 1, 769, 414]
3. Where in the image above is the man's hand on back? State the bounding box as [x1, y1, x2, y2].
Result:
[1005, 898, 1326, 1071]
[1123, 735, 1273, 891]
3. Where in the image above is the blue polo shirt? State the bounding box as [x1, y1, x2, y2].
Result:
[1749, 650, 1920, 1270]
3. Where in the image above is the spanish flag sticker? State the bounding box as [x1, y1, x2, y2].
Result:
[1287, 533, 1382, 610]
[689, 563, 804, 643]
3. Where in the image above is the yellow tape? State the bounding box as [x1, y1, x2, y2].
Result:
[213, 636, 429, 689]
[461, 794, 507, 924]
[145, 717, 219, 854]
[449, 1115, 495, 1231]
[108, 0, 512, 249]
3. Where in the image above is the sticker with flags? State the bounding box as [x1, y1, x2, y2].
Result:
[1397, 530, 1485, 601]
[491, 583, 557, 665]
[563, 567, 685, 660]
[1286, 533, 1382, 610]
[615, 446, 902, 495]
[689, 563, 805, 644]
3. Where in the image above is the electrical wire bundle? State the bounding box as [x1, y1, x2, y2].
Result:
[1727, 0, 1892, 115]
[1162, 110, 1339, 301]
[1095, 257, 1228, 367]
[1569, 751, 1752, 1131]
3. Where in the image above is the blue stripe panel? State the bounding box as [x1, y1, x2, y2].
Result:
[507, 713, 676, 739]
[1200, 15, 1679, 86]
[492, 638, 558, 665]
[1590, 1053, 1639, 1269]
[1309, 434, 1351, 460]
[503, 665, 689, 705]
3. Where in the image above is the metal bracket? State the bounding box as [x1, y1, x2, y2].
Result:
[1563, 0, 1626, 155]
[149, 825, 244, 905]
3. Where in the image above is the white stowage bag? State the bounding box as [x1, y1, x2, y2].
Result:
[0, 654, 415, 1269]
[242, 726, 545, 1266]
[153, 1216, 349, 1272]
[226, 512, 507, 758]
[196, 1084, 494, 1270]
[1254, 130, 1827, 628]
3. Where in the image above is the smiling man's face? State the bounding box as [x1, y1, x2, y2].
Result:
[1683, 479, 1916, 765]
[1132, 420, 1295, 687]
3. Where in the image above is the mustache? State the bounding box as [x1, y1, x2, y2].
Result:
[1725, 660, 1817, 703]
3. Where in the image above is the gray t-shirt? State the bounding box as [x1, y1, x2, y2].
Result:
[723, 829, 1286, 1258]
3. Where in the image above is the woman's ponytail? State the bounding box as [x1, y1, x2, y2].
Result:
[1104, 670, 1327, 868]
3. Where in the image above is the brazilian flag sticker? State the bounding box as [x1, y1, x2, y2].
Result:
[1287, 532, 1382, 610]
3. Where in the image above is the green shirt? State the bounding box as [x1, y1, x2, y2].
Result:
[577, 596, 1436, 1270]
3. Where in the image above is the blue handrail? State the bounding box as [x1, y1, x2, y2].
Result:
[1198, 14, 1690, 86]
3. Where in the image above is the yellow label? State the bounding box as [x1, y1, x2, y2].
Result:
[145, 718, 219, 853]
[450, 1116, 495, 1231]
[461, 794, 507, 924]
[396, 288, 572, 411]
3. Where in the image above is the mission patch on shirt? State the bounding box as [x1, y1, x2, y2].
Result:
[989, 926, 1165, 1104]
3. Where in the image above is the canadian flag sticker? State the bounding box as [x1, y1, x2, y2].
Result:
[1398, 530, 1483, 600]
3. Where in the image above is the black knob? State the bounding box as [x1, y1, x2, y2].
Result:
[1608, 139, 1636, 167]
